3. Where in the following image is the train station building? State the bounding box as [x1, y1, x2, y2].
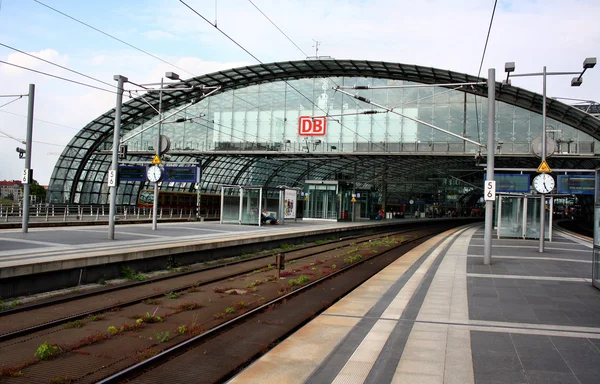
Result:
[46, 59, 600, 220]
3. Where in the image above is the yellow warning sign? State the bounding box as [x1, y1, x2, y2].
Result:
[152, 155, 161, 165]
[351, 197, 357, 203]
[537, 160, 552, 173]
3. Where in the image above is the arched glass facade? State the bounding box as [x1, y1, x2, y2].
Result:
[47, 60, 600, 206]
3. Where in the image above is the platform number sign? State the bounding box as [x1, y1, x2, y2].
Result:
[485, 180, 496, 201]
[107, 170, 117, 187]
[22, 168, 31, 184]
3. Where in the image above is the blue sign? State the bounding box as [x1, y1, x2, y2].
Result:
[118, 166, 146, 182]
[163, 167, 198, 183]
[557, 175, 594, 195]
[486, 174, 530, 193]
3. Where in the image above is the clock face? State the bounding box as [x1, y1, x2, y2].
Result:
[533, 174, 555, 194]
[147, 165, 163, 182]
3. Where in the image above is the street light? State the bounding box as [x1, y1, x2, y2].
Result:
[504, 57, 596, 253]
[151, 72, 180, 231]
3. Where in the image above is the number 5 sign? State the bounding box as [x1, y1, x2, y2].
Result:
[485, 180, 496, 201]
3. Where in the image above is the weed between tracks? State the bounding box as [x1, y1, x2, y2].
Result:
[0, 233, 410, 379]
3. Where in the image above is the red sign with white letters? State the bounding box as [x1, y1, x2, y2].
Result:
[298, 116, 327, 136]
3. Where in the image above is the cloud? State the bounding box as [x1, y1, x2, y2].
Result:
[1, 0, 599, 184]
[1, 49, 69, 76]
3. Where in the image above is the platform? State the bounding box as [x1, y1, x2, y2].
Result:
[229, 224, 599, 384]
[0, 218, 448, 298]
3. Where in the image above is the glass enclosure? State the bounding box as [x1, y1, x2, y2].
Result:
[497, 196, 524, 238]
[497, 195, 550, 240]
[304, 183, 338, 220]
[47, 67, 600, 206]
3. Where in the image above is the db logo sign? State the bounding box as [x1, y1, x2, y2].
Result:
[298, 116, 326, 136]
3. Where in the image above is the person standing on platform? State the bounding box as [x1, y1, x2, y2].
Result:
[376, 208, 384, 220]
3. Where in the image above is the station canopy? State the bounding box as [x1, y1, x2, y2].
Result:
[47, 59, 600, 205]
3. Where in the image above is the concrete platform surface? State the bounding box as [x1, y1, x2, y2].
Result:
[229, 224, 600, 384]
[0, 219, 417, 278]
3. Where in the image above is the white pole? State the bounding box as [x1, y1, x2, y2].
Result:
[109, 75, 127, 240]
[484, 68, 495, 265]
[539, 66, 547, 252]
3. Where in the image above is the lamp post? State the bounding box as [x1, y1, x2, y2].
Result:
[504, 57, 596, 252]
[152, 71, 180, 231]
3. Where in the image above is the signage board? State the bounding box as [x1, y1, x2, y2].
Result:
[485, 173, 530, 193]
[107, 170, 117, 187]
[557, 175, 595, 195]
[163, 167, 197, 182]
[298, 116, 327, 136]
[284, 189, 297, 219]
[485, 180, 496, 201]
[118, 166, 146, 182]
[21, 168, 31, 184]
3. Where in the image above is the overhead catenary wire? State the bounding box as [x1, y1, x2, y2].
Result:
[247, 0, 309, 58]
[474, 0, 498, 144]
[0, 60, 118, 94]
[0, 42, 118, 90]
[246, 0, 392, 145]
[0, 135, 65, 147]
[26, 0, 289, 144]
[178, 0, 389, 154]
[0, 96, 23, 110]
[32, 0, 196, 78]
[0, 110, 80, 130]
[0, 129, 25, 143]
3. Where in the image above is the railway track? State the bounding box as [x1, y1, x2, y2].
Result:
[0, 227, 413, 342]
[0, 221, 463, 382]
[100, 224, 469, 384]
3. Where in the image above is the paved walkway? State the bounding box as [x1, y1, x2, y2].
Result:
[229, 224, 600, 384]
[0, 219, 411, 276]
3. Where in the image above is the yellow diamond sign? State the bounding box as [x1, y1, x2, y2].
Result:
[152, 155, 161, 165]
[537, 160, 552, 173]
[351, 197, 357, 203]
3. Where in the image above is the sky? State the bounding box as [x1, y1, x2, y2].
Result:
[0, 0, 599, 185]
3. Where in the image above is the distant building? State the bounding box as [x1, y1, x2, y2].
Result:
[0, 180, 23, 202]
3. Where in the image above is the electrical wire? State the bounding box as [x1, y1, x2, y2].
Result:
[0, 129, 24, 143]
[178, 0, 388, 153]
[0, 135, 65, 147]
[247, 0, 309, 58]
[0, 110, 80, 130]
[477, 0, 498, 78]
[474, 0, 498, 144]
[245, 0, 430, 155]
[0, 60, 117, 94]
[0, 42, 118, 90]
[32, 0, 196, 78]
[0, 96, 23, 110]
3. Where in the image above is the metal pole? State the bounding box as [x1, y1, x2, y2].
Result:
[539, 66, 547, 253]
[483, 68, 495, 265]
[22, 84, 35, 233]
[152, 78, 163, 231]
[109, 75, 127, 240]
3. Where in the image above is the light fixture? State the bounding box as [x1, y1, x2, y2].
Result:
[571, 77, 583, 87]
[583, 57, 596, 69]
[504, 62, 515, 73]
[165, 72, 180, 80]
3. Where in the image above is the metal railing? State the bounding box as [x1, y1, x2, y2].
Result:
[0, 204, 199, 224]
